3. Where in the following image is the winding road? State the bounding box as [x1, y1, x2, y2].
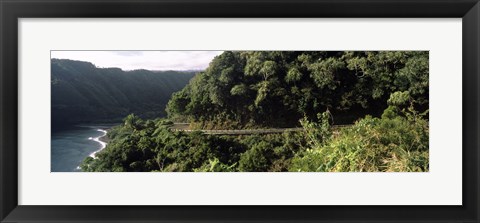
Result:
[170, 123, 350, 135]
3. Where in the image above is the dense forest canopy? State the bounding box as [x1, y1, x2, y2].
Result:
[167, 51, 428, 129]
[79, 51, 429, 172]
[51, 59, 196, 129]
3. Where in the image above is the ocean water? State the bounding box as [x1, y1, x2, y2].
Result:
[51, 125, 113, 172]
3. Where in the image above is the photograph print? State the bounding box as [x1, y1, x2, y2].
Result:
[51, 51, 429, 172]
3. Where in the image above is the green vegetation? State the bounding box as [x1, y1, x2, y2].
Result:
[80, 115, 307, 172]
[74, 51, 429, 172]
[52, 59, 196, 129]
[167, 51, 428, 129]
[290, 93, 429, 172]
[81, 97, 428, 172]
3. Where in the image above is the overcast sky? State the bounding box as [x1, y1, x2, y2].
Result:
[51, 51, 224, 71]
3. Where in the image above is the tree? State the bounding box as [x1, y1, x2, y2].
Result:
[166, 51, 429, 128]
[124, 114, 142, 130]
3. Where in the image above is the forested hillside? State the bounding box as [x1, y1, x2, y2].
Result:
[167, 51, 428, 129]
[52, 59, 196, 129]
[81, 51, 429, 172]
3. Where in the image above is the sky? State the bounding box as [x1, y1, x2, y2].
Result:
[51, 51, 224, 71]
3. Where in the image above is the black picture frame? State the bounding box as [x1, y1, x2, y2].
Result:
[1, 0, 479, 222]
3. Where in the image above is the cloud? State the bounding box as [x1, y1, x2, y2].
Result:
[51, 51, 224, 71]
[112, 51, 144, 57]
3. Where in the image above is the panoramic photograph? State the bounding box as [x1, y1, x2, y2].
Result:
[51, 50, 429, 172]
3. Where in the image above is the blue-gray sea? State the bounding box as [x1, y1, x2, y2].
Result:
[51, 125, 115, 172]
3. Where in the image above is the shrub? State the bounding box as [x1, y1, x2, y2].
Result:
[290, 106, 429, 172]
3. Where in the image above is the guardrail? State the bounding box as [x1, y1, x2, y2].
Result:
[170, 125, 352, 135]
[172, 127, 303, 135]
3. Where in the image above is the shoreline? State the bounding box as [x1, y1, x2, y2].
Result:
[88, 129, 108, 158]
[75, 124, 118, 171]
[75, 127, 112, 171]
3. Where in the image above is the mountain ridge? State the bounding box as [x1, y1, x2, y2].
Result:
[51, 59, 196, 129]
